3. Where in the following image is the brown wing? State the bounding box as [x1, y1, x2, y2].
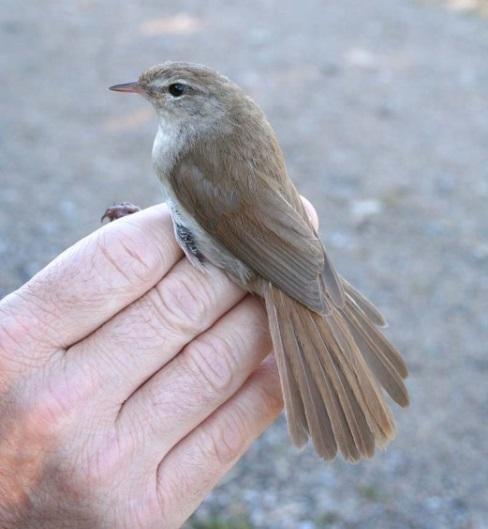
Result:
[170, 150, 343, 312]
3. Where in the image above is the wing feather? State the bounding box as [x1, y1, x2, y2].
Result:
[170, 153, 340, 312]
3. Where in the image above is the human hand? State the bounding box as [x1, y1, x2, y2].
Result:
[0, 200, 317, 529]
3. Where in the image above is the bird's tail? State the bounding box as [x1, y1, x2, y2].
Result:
[264, 282, 409, 461]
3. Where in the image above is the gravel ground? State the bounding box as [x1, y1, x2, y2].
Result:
[1, 1, 488, 528]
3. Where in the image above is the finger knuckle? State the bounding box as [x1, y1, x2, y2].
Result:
[259, 383, 283, 417]
[200, 410, 248, 466]
[252, 367, 284, 416]
[184, 334, 238, 396]
[154, 272, 212, 332]
[96, 226, 161, 286]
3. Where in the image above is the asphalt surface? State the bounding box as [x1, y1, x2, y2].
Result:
[1, 1, 487, 528]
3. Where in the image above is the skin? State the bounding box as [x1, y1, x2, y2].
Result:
[0, 199, 318, 529]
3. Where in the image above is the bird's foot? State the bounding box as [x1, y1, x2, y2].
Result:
[101, 202, 141, 223]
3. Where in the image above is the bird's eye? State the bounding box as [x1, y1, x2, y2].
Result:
[168, 83, 186, 97]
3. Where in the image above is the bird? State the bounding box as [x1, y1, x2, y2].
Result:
[107, 61, 409, 462]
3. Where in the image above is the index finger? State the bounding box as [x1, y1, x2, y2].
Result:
[0, 204, 181, 352]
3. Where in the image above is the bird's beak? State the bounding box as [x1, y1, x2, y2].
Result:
[109, 81, 144, 94]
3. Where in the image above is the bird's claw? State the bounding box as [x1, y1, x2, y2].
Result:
[101, 202, 141, 223]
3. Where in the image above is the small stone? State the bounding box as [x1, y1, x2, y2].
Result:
[345, 48, 380, 69]
[350, 199, 383, 224]
[425, 496, 443, 512]
[328, 231, 353, 249]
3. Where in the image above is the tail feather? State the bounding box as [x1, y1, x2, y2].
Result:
[265, 282, 408, 461]
[321, 253, 345, 308]
[350, 331, 409, 408]
[294, 309, 360, 460]
[266, 292, 308, 447]
[300, 309, 374, 459]
[344, 297, 409, 381]
[342, 278, 386, 327]
[292, 326, 339, 459]
[324, 311, 395, 446]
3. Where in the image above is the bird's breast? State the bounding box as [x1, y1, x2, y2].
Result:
[152, 123, 254, 288]
[152, 123, 184, 189]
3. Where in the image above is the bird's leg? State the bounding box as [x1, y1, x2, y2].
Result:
[101, 202, 141, 223]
